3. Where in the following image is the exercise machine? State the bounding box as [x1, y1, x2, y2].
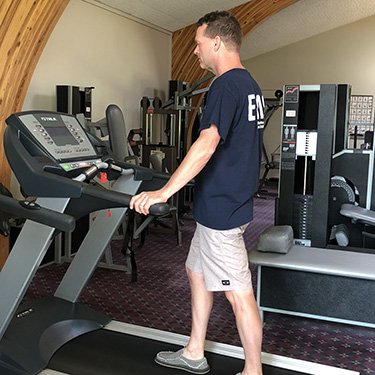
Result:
[256, 89, 283, 197]
[0, 110, 355, 375]
[56, 85, 94, 121]
[140, 75, 213, 173]
[252, 84, 375, 340]
[276, 84, 375, 249]
[0, 110, 170, 374]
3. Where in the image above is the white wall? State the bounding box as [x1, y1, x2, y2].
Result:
[243, 15, 375, 179]
[23, 0, 172, 128]
[13, 0, 171, 197]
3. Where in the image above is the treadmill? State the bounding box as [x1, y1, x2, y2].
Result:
[0, 111, 358, 375]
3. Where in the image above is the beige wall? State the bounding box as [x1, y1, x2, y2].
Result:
[243, 15, 375, 179]
[15, 0, 171, 197]
[22, 0, 172, 128]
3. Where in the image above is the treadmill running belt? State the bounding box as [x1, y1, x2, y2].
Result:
[49, 329, 308, 375]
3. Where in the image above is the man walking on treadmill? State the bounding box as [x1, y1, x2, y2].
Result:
[130, 10, 264, 375]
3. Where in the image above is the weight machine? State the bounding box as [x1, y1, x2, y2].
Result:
[140, 74, 214, 172]
[257, 89, 283, 197]
[276, 84, 375, 249]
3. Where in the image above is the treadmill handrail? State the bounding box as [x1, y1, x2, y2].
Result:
[0, 195, 75, 233]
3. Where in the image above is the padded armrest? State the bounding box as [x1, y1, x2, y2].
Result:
[340, 203, 375, 225]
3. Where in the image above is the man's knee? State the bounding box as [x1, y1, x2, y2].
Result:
[225, 289, 256, 313]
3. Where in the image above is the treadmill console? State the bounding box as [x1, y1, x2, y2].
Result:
[17, 113, 99, 167]
[5, 111, 110, 198]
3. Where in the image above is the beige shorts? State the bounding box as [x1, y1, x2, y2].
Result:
[186, 222, 252, 292]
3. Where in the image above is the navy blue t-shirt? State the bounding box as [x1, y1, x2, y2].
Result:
[194, 69, 264, 230]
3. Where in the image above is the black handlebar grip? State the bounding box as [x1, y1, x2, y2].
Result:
[149, 203, 171, 216]
[0, 195, 75, 233]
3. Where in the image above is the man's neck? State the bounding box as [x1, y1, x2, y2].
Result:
[212, 50, 244, 77]
[214, 61, 244, 77]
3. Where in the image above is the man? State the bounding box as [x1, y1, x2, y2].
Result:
[130, 11, 264, 375]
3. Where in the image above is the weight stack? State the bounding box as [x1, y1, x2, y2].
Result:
[292, 194, 313, 245]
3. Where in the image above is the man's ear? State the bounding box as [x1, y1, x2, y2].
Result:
[213, 36, 221, 52]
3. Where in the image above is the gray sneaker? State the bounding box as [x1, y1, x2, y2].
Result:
[155, 348, 210, 374]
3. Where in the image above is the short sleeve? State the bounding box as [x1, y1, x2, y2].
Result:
[199, 83, 237, 144]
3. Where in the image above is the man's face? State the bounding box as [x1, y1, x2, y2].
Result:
[194, 24, 214, 71]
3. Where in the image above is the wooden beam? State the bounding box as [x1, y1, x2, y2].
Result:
[0, 0, 70, 269]
[171, 0, 298, 147]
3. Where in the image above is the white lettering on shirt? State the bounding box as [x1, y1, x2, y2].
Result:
[248, 94, 265, 123]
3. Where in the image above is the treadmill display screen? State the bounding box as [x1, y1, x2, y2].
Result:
[44, 125, 79, 146]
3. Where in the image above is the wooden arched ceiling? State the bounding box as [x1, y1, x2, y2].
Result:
[171, 0, 298, 145]
[0, 0, 69, 268]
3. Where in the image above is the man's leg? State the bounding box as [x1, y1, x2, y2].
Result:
[183, 265, 213, 360]
[225, 288, 263, 375]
